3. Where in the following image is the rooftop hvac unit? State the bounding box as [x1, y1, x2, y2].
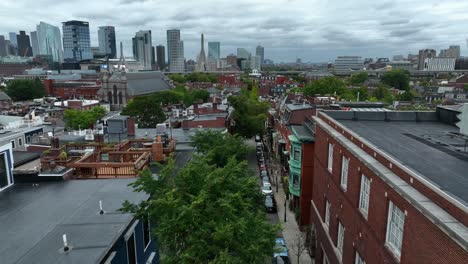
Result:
[156, 123, 167, 134]
[456, 103, 468, 136]
[182, 110, 188, 117]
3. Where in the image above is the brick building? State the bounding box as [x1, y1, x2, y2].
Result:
[306, 110, 467, 264]
[43, 79, 101, 99]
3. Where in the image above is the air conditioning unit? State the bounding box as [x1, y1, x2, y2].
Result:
[456, 103, 468, 136]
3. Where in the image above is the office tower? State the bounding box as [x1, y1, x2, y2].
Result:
[0, 36, 7, 57]
[418, 49, 436, 70]
[226, 54, 237, 66]
[250, 55, 261, 70]
[132, 30, 152, 70]
[334, 56, 364, 75]
[196, 33, 207, 72]
[16, 31, 33, 57]
[98, 26, 116, 59]
[256, 45, 264, 65]
[156, 45, 165, 71]
[36, 21, 63, 63]
[30, 31, 39, 56]
[167, 29, 185, 72]
[208, 41, 220, 61]
[151, 46, 156, 66]
[8, 32, 17, 47]
[439, 45, 461, 59]
[237, 48, 250, 59]
[62, 20, 92, 62]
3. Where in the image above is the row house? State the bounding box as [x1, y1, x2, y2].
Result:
[294, 109, 468, 263]
[43, 79, 101, 100]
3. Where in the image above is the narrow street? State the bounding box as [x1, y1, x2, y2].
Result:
[246, 139, 314, 264]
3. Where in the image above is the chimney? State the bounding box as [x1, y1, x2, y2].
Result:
[213, 102, 217, 110]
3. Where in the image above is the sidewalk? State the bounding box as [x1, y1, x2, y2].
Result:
[268, 154, 313, 264]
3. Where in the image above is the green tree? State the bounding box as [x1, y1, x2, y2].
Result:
[122, 152, 277, 263]
[121, 96, 166, 128]
[63, 106, 107, 130]
[5, 79, 46, 101]
[351, 86, 369, 101]
[381, 69, 410, 90]
[169, 74, 186, 83]
[191, 89, 210, 103]
[228, 95, 269, 138]
[191, 130, 248, 167]
[373, 84, 394, 104]
[464, 83, 468, 92]
[397, 90, 414, 101]
[349, 72, 368, 85]
[303, 76, 347, 96]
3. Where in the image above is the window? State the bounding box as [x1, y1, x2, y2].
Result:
[359, 174, 371, 216]
[18, 138, 22, 146]
[126, 232, 136, 264]
[0, 153, 10, 190]
[324, 200, 330, 227]
[292, 173, 299, 188]
[337, 222, 344, 260]
[142, 217, 151, 249]
[293, 147, 301, 161]
[11, 140, 15, 149]
[340, 156, 349, 190]
[355, 251, 365, 264]
[386, 202, 405, 258]
[327, 143, 334, 172]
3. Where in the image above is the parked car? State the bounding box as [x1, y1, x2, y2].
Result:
[260, 169, 268, 178]
[264, 195, 276, 213]
[258, 156, 265, 165]
[262, 183, 273, 195]
[256, 142, 263, 150]
[262, 176, 270, 185]
[259, 164, 267, 171]
[255, 135, 261, 142]
[256, 149, 263, 156]
[272, 238, 289, 264]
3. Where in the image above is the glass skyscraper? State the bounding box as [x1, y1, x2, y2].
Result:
[167, 29, 185, 72]
[132, 30, 152, 70]
[62, 20, 92, 62]
[37, 21, 63, 63]
[98, 26, 116, 59]
[208, 42, 220, 61]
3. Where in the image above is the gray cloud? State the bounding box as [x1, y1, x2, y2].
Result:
[0, 0, 467, 62]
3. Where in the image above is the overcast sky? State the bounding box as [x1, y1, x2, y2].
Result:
[1, 0, 467, 62]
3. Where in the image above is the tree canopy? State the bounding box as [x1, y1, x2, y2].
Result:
[63, 106, 107, 130]
[348, 72, 368, 86]
[122, 88, 211, 128]
[169, 73, 218, 83]
[303, 76, 348, 96]
[380, 69, 410, 90]
[122, 131, 278, 263]
[191, 130, 248, 167]
[5, 79, 46, 101]
[121, 95, 166, 128]
[228, 92, 269, 138]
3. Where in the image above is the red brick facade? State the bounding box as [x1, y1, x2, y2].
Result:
[308, 113, 467, 264]
[44, 79, 100, 100]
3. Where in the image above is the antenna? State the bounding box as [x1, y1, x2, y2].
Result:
[62, 234, 69, 252]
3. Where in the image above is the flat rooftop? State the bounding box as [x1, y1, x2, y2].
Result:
[0, 179, 147, 264]
[336, 118, 468, 206]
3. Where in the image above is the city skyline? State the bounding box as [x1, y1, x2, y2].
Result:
[1, 0, 468, 62]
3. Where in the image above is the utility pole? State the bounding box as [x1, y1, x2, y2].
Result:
[284, 195, 287, 222]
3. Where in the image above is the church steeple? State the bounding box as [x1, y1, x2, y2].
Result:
[118, 42, 127, 72]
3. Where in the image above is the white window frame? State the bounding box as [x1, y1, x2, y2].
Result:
[337, 222, 344, 260]
[355, 251, 365, 264]
[327, 143, 334, 173]
[359, 174, 371, 217]
[325, 200, 330, 228]
[142, 216, 152, 251]
[385, 201, 405, 259]
[340, 156, 349, 191]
